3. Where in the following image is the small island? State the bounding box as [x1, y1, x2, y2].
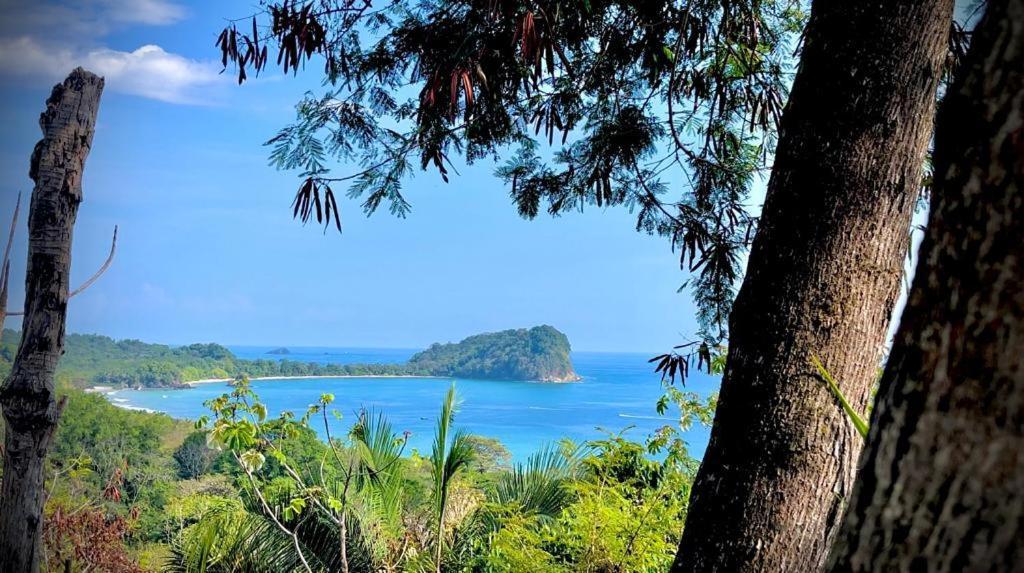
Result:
[0, 325, 580, 389]
[409, 325, 580, 382]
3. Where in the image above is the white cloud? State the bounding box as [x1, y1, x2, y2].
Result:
[0, 0, 220, 104]
[0, 37, 224, 105]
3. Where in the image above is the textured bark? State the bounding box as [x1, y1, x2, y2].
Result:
[0, 68, 104, 573]
[671, 1, 953, 571]
[827, 2, 1024, 571]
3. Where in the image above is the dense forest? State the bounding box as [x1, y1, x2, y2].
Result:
[0, 329, 410, 389]
[0, 326, 577, 389]
[407, 326, 579, 382]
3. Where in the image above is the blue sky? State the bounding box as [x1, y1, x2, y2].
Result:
[0, 0, 762, 352]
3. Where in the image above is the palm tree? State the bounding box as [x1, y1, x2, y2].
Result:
[347, 409, 409, 570]
[430, 385, 475, 573]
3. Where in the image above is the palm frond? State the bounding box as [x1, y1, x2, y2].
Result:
[167, 495, 358, 573]
[429, 385, 476, 572]
[167, 502, 317, 573]
[351, 408, 407, 521]
[351, 409, 404, 477]
[431, 385, 459, 514]
[490, 444, 579, 520]
[444, 430, 476, 490]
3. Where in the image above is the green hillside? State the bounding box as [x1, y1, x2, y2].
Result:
[408, 325, 579, 381]
[0, 325, 578, 388]
[0, 329, 415, 388]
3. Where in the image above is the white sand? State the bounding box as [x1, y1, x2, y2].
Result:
[174, 374, 444, 388]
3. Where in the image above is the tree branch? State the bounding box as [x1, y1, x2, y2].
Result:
[4, 225, 117, 318]
[0, 192, 21, 327]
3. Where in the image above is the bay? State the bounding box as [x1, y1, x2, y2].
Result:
[108, 347, 719, 462]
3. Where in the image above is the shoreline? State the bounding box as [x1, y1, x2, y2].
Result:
[185, 374, 446, 386]
[91, 372, 582, 394]
[88, 374, 450, 393]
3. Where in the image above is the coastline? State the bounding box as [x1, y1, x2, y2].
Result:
[90, 371, 581, 395]
[183, 373, 582, 386]
[184, 374, 446, 386]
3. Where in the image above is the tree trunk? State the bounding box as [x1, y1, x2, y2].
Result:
[827, 2, 1024, 570]
[0, 68, 103, 573]
[671, 1, 953, 571]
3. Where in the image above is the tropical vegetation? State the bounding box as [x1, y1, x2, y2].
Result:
[2, 0, 1021, 571]
[407, 326, 578, 381]
[21, 373, 712, 572]
[0, 325, 577, 389]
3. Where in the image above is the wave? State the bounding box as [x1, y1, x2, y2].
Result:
[112, 403, 157, 413]
[527, 406, 564, 411]
[617, 413, 663, 421]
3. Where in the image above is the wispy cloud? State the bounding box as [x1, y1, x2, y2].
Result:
[0, 0, 188, 39]
[0, 37, 222, 104]
[102, 0, 187, 26]
[0, 0, 225, 105]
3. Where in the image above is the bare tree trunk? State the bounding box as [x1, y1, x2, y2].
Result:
[827, 2, 1024, 570]
[0, 68, 103, 573]
[671, 1, 953, 571]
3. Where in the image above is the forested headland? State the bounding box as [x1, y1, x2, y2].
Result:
[407, 325, 580, 382]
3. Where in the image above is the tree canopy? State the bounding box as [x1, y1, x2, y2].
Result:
[408, 325, 578, 381]
[216, 0, 806, 348]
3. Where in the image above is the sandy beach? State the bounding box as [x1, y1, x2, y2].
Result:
[88, 374, 444, 396]
[185, 374, 443, 386]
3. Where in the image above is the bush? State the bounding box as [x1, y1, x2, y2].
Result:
[173, 432, 218, 479]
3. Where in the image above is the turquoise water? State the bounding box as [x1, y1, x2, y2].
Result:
[108, 348, 719, 461]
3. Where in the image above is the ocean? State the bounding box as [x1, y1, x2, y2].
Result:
[107, 347, 720, 462]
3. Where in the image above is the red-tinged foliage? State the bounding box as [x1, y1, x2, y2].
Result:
[103, 463, 125, 503]
[43, 504, 143, 573]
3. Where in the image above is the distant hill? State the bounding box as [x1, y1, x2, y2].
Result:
[0, 326, 579, 388]
[266, 347, 291, 355]
[0, 330, 410, 389]
[408, 326, 579, 382]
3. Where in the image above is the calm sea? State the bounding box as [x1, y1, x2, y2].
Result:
[108, 347, 720, 462]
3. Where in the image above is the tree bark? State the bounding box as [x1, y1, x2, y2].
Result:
[671, 1, 953, 571]
[827, 2, 1024, 570]
[0, 68, 103, 573]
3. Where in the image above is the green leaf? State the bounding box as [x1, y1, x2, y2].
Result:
[214, 419, 257, 450]
[240, 449, 266, 472]
[812, 355, 869, 439]
[252, 403, 268, 422]
[287, 497, 307, 518]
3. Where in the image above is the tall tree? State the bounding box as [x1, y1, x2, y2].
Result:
[213, 3, 959, 570]
[827, 1, 1024, 570]
[670, 1, 954, 570]
[0, 68, 104, 573]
